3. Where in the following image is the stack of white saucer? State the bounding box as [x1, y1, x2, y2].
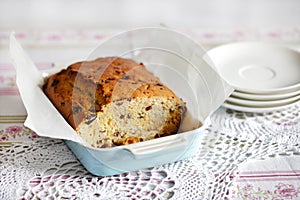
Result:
[207, 42, 300, 112]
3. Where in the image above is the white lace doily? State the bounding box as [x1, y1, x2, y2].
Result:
[1, 102, 300, 200]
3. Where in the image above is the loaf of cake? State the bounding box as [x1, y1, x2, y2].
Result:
[43, 57, 186, 148]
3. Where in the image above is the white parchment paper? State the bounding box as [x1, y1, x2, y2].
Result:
[9, 28, 233, 148]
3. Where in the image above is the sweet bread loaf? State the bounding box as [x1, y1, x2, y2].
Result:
[43, 57, 186, 148]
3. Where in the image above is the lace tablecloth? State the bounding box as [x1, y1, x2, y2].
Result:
[1, 30, 300, 200]
[1, 104, 299, 199]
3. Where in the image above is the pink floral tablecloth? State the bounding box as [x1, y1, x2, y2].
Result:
[232, 156, 300, 199]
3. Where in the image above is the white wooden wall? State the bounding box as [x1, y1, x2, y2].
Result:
[0, 0, 299, 31]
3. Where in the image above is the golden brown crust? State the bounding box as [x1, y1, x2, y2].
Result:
[43, 57, 185, 131]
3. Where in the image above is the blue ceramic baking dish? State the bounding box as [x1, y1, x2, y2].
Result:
[64, 118, 209, 176]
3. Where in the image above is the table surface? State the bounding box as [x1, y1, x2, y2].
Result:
[0, 29, 300, 200]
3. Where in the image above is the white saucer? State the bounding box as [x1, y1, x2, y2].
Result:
[207, 42, 300, 94]
[232, 89, 300, 101]
[227, 94, 300, 107]
[222, 100, 300, 113]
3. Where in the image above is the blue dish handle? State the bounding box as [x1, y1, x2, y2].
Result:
[125, 135, 187, 159]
